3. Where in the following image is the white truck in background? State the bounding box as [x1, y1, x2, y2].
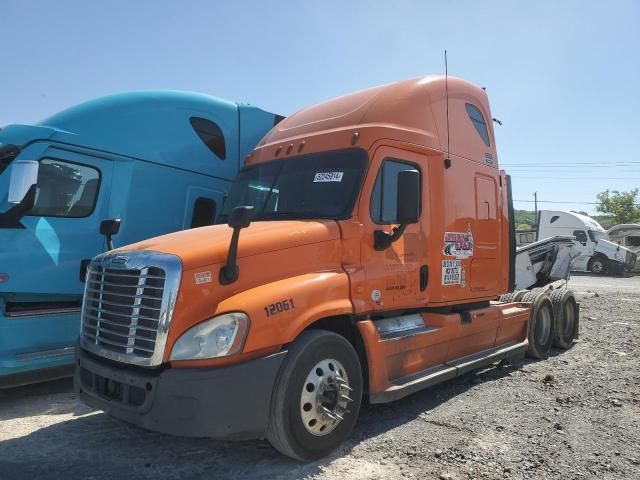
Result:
[607, 224, 640, 272]
[537, 210, 637, 275]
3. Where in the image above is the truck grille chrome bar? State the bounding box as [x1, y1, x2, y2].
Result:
[80, 251, 182, 367]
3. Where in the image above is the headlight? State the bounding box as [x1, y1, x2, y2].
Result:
[170, 312, 249, 361]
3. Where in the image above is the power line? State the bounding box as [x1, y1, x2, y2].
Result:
[502, 161, 640, 166]
[511, 177, 640, 180]
[514, 199, 599, 204]
[514, 199, 640, 206]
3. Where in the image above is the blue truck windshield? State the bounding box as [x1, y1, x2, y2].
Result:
[220, 148, 367, 222]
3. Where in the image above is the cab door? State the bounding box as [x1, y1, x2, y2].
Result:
[1, 147, 112, 296]
[355, 147, 429, 313]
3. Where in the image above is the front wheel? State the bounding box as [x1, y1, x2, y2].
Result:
[266, 330, 363, 461]
[589, 257, 607, 275]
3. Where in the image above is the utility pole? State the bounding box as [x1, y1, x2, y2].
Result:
[534, 192, 538, 227]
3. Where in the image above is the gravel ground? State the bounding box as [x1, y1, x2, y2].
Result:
[0, 274, 638, 480]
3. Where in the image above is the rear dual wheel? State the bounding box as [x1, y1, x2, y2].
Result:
[266, 330, 363, 461]
[522, 291, 555, 359]
[550, 288, 579, 349]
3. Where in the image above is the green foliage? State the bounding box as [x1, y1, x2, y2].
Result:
[591, 215, 617, 230]
[596, 189, 640, 225]
[514, 210, 536, 230]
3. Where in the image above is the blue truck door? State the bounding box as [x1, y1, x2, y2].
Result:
[0, 147, 112, 377]
[2, 148, 112, 296]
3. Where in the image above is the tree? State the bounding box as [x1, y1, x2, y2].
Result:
[596, 189, 640, 225]
[514, 210, 536, 230]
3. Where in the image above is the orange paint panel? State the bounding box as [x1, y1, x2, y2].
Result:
[162, 237, 349, 362]
[494, 303, 531, 346]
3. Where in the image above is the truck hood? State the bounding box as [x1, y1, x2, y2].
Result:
[115, 220, 341, 271]
[595, 238, 635, 263]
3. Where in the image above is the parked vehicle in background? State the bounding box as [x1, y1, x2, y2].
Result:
[607, 224, 640, 272]
[75, 76, 580, 460]
[537, 210, 636, 274]
[0, 91, 281, 388]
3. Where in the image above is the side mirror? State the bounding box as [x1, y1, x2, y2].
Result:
[228, 205, 253, 229]
[220, 206, 254, 285]
[374, 170, 421, 251]
[396, 170, 420, 224]
[100, 219, 121, 251]
[8, 160, 39, 204]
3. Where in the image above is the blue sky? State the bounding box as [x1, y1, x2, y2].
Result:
[2, 0, 639, 214]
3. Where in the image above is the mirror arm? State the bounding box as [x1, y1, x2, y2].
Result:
[0, 184, 36, 229]
[220, 227, 241, 285]
[374, 223, 407, 251]
[106, 234, 115, 251]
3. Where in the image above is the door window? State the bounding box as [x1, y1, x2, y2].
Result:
[190, 117, 226, 160]
[573, 230, 588, 244]
[29, 159, 101, 218]
[191, 197, 217, 228]
[370, 158, 421, 224]
[465, 103, 491, 147]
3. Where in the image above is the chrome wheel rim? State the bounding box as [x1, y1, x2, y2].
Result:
[300, 358, 352, 436]
[536, 305, 552, 345]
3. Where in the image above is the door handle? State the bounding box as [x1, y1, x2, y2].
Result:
[420, 265, 428, 291]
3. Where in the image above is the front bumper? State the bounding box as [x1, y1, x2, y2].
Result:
[75, 347, 287, 440]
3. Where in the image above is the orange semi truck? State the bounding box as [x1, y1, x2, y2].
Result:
[75, 76, 579, 460]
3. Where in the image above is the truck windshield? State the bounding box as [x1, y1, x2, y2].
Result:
[588, 230, 605, 243]
[220, 148, 367, 222]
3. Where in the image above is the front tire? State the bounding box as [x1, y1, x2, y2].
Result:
[589, 256, 607, 275]
[266, 330, 363, 461]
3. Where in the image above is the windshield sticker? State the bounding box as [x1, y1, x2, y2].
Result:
[443, 227, 474, 259]
[313, 172, 344, 183]
[442, 260, 462, 286]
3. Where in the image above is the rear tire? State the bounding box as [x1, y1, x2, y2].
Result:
[499, 289, 528, 303]
[522, 291, 555, 359]
[266, 330, 363, 461]
[550, 288, 579, 349]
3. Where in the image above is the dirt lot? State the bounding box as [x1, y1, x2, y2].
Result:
[0, 275, 638, 480]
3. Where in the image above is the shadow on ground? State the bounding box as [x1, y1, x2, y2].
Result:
[0, 361, 529, 480]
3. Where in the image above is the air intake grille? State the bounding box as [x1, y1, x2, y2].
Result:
[82, 266, 166, 358]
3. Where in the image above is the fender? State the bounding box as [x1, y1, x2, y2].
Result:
[165, 271, 354, 366]
[217, 271, 354, 353]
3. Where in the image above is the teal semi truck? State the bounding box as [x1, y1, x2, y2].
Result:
[0, 91, 281, 387]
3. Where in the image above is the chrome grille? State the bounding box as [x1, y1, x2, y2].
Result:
[83, 266, 165, 358]
[80, 251, 182, 366]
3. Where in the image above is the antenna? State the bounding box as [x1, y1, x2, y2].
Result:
[444, 50, 451, 169]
